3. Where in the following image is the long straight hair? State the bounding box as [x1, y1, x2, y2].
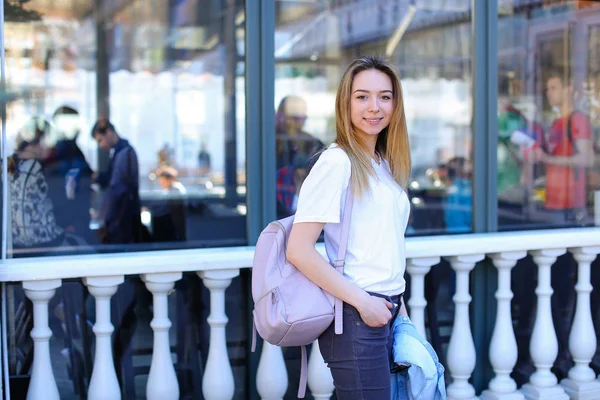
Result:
[335, 56, 411, 195]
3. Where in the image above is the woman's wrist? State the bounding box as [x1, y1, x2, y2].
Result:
[348, 288, 370, 313]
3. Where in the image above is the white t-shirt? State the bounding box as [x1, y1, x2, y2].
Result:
[294, 144, 411, 295]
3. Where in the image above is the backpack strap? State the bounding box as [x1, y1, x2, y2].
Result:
[333, 181, 354, 335]
[251, 319, 257, 352]
[298, 345, 308, 398]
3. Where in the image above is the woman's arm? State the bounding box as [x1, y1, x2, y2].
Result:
[287, 222, 393, 327]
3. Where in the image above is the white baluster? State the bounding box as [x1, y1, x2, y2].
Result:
[83, 276, 124, 400]
[198, 269, 239, 400]
[560, 247, 600, 399]
[23, 279, 61, 400]
[308, 340, 334, 399]
[521, 249, 568, 400]
[446, 254, 484, 400]
[142, 272, 182, 400]
[481, 252, 527, 400]
[406, 256, 440, 338]
[256, 342, 288, 400]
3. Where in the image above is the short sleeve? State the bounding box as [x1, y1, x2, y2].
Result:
[293, 147, 351, 224]
[572, 113, 592, 140]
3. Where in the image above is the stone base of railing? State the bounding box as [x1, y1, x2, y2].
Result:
[480, 390, 525, 400]
[560, 378, 600, 400]
[520, 384, 569, 400]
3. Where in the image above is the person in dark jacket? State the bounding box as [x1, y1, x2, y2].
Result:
[92, 119, 143, 244]
[45, 106, 96, 245]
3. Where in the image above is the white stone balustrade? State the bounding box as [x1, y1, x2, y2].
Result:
[308, 340, 334, 399]
[560, 247, 600, 400]
[3, 228, 599, 400]
[142, 272, 182, 400]
[406, 256, 440, 338]
[256, 342, 288, 400]
[83, 275, 124, 400]
[446, 254, 484, 400]
[199, 269, 239, 400]
[23, 279, 62, 400]
[481, 252, 526, 400]
[521, 249, 569, 400]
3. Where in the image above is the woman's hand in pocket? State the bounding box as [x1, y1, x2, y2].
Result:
[356, 295, 393, 327]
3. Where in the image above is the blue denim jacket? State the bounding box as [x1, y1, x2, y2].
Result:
[390, 316, 446, 400]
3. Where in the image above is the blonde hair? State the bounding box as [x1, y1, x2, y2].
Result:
[335, 56, 411, 195]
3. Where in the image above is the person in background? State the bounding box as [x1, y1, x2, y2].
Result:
[443, 156, 472, 232]
[198, 142, 211, 175]
[92, 119, 143, 244]
[530, 69, 595, 378]
[146, 165, 187, 242]
[532, 69, 595, 226]
[158, 143, 174, 167]
[275, 154, 310, 218]
[496, 100, 545, 227]
[497, 104, 528, 198]
[275, 95, 323, 169]
[275, 96, 323, 218]
[584, 70, 600, 201]
[45, 106, 95, 245]
[7, 117, 65, 253]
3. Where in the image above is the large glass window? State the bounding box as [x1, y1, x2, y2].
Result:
[3, 0, 247, 258]
[2, 2, 250, 399]
[273, 0, 473, 396]
[274, 0, 473, 236]
[497, 0, 600, 230]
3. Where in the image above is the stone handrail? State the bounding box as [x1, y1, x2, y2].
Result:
[1, 227, 598, 282]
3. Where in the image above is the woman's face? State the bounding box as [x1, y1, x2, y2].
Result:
[350, 69, 394, 142]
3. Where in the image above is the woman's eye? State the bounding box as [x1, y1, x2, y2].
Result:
[357, 95, 367, 100]
[381, 95, 392, 100]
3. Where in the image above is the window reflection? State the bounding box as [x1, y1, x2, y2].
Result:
[4, 0, 247, 257]
[497, 0, 600, 230]
[275, 0, 473, 235]
[276, 95, 324, 218]
[3, 1, 249, 399]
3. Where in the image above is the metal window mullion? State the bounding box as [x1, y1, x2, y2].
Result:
[246, 1, 276, 244]
[260, 1, 276, 230]
[472, 0, 498, 233]
[486, 0, 499, 233]
[244, 2, 275, 399]
[1, 0, 7, 260]
[246, 0, 263, 244]
[1, 0, 9, 397]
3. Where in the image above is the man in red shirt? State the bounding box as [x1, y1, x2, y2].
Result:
[533, 70, 594, 225]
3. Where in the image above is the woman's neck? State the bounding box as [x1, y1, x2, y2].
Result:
[362, 136, 378, 158]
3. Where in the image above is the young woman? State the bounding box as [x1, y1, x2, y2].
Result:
[286, 56, 411, 398]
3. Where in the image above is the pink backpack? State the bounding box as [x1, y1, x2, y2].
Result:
[251, 182, 353, 398]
